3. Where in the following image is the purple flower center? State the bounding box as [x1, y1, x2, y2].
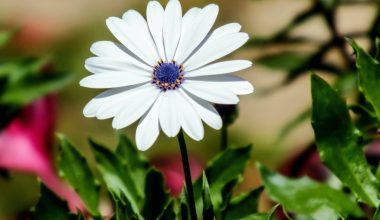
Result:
[152, 61, 184, 91]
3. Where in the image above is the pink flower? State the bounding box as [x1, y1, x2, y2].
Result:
[152, 154, 203, 196]
[0, 97, 85, 213]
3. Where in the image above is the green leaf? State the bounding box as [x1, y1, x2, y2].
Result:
[219, 178, 240, 211]
[89, 139, 142, 213]
[115, 134, 150, 197]
[257, 53, 311, 71]
[202, 173, 215, 220]
[31, 184, 75, 220]
[0, 30, 13, 48]
[112, 196, 138, 220]
[319, 0, 338, 10]
[180, 187, 189, 220]
[142, 169, 170, 220]
[258, 164, 364, 220]
[237, 204, 279, 220]
[58, 135, 100, 216]
[223, 187, 263, 220]
[348, 38, 380, 122]
[193, 146, 252, 214]
[158, 200, 176, 220]
[0, 73, 73, 105]
[0, 57, 50, 82]
[311, 74, 380, 207]
[374, 205, 380, 220]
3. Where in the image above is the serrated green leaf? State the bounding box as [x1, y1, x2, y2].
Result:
[112, 195, 138, 220]
[202, 173, 214, 220]
[0, 73, 73, 105]
[115, 134, 150, 197]
[257, 53, 311, 71]
[142, 169, 170, 220]
[219, 178, 239, 212]
[89, 139, 141, 213]
[193, 146, 252, 215]
[58, 136, 100, 216]
[158, 200, 176, 220]
[223, 187, 263, 220]
[348, 38, 380, 122]
[311, 74, 380, 207]
[31, 184, 76, 220]
[258, 164, 364, 220]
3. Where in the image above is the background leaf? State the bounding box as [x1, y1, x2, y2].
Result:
[257, 53, 311, 71]
[115, 134, 150, 198]
[0, 73, 72, 105]
[202, 173, 215, 220]
[349, 38, 380, 122]
[258, 164, 364, 220]
[58, 135, 100, 216]
[142, 169, 169, 220]
[31, 185, 75, 220]
[193, 146, 252, 215]
[89, 139, 141, 213]
[311, 74, 380, 207]
[158, 200, 176, 220]
[223, 187, 263, 220]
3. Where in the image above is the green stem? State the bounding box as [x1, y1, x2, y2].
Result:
[177, 130, 197, 220]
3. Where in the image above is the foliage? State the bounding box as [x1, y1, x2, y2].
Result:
[2, 1, 380, 220]
[0, 30, 72, 129]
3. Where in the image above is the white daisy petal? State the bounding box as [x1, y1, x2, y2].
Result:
[179, 89, 222, 129]
[174, 7, 201, 62]
[85, 57, 152, 76]
[96, 84, 151, 120]
[182, 81, 239, 104]
[106, 17, 156, 66]
[187, 75, 254, 95]
[185, 60, 252, 77]
[159, 91, 181, 137]
[208, 23, 242, 41]
[147, 1, 166, 61]
[177, 91, 204, 141]
[112, 86, 160, 129]
[122, 10, 160, 63]
[184, 32, 249, 71]
[83, 86, 138, 117]
[175, 4, 219, 64]
[163, 0, 182, 61]
[135, 95, 163, 151]
[79, 72, 150, 89]
[90, 41, 152, 71]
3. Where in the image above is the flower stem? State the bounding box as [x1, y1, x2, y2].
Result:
[177, 130, 197, 220]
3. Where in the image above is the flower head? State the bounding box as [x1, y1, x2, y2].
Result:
[80, 0, 254, 150]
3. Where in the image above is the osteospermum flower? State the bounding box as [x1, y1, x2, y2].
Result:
[80, 0, 254, 150]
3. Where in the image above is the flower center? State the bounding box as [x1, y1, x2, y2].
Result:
[152, 61, 184, 91]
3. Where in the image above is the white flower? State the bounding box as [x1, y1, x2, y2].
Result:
[80, 0, 254, 151]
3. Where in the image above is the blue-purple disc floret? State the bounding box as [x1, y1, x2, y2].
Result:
[152, 60, 184, 91]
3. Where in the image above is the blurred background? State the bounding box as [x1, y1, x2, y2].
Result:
[0, 0, 379, 219]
